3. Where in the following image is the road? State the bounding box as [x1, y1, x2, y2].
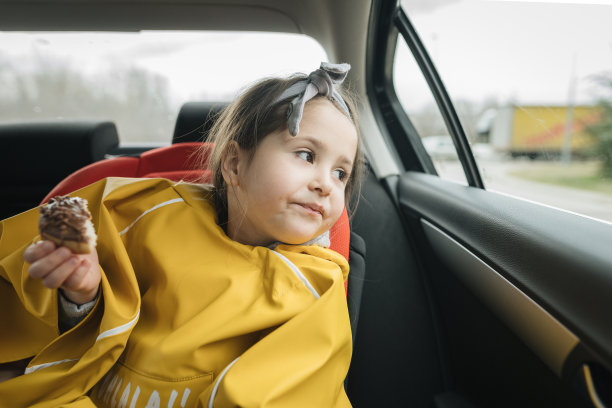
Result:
[435, 158, 612, 224]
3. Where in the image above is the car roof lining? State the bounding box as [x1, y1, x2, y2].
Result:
[0, 3, 301, 33]
[0, 0, 367, 64]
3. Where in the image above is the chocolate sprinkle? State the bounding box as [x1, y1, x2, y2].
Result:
[39, 195, 93, 243]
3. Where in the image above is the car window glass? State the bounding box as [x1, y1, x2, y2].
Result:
[0, 31, 327, 144]
[404, 0, 612, 223]
[393, 37, 468, 185]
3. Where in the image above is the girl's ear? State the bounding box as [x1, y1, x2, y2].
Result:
[221, 141, 242, 187]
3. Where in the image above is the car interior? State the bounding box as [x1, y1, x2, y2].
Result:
[1, 0, 612, 407]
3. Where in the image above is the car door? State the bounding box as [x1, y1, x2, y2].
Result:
[352, 1, 612, 407]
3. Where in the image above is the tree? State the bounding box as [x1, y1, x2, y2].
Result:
[586, 74, 612, 178]
[0, 50, 175, 143]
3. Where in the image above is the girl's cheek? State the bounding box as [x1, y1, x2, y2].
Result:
[332, 195, 345, 217]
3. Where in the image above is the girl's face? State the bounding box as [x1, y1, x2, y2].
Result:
[223, 98, 358, 247]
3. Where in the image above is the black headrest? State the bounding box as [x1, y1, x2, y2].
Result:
[172, 101, 228, 144]
[0, 121, 120, 218]
[0, 121, 119, 184]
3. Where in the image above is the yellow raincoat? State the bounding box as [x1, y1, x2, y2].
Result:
[0, 177, 352, 407]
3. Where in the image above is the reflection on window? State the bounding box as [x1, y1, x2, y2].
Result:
[0, 31, 326, 143]
[393, 37, 467, 185]
[403, 0, 612, 223]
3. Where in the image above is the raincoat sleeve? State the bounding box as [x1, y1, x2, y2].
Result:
[0, 177, 145, 407]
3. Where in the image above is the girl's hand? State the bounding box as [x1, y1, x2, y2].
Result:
[24, 240, 101, 304]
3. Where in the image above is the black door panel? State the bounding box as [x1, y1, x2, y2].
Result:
[421, 218, 579, 378]
[397, 171, 612, 406]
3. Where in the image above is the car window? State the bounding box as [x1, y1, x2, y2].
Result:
[0, 31, 327, 145]
[393, 37, 468, 185]
[403, 0, 612, 223]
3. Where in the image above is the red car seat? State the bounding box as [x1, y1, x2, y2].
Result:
[42, 142, 351, 266]
[42, 142, 208, 203]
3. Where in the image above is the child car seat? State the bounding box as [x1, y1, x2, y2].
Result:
[42, 142, 351, 262]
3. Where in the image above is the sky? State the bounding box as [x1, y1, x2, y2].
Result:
[1, 0, 612, 110]
[400, 0, 612, 109]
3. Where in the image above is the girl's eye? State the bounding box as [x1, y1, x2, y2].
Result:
[333, 168, 348, 182]
[296, 150, 314, 163]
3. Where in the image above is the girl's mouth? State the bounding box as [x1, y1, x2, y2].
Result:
[295, 203, 324, 217]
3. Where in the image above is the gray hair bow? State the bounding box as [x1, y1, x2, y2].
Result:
[276, 62, 352, 136]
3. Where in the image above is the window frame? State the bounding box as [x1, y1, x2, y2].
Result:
[366, 1, 484, 189]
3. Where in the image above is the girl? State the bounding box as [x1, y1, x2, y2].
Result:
[0, 62, 363, 407]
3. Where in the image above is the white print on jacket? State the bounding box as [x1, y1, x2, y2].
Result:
[95, 370, 192, 408]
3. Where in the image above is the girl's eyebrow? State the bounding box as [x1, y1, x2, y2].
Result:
[296, 135, 354, 167]
[294, 134, 323, 149]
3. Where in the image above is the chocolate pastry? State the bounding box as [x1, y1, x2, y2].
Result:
[39, 195, 97, 254]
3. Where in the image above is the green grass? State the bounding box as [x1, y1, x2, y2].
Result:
[509, 161, 612, 194]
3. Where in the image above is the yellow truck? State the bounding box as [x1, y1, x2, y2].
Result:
[484, 105, 600, 158]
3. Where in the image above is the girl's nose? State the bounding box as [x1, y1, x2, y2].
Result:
[309, 171, 332, 195]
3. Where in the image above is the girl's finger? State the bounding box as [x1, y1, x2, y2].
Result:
[23, 240, 56, 264]
[61, 259, 100, 304]
[61, 259, 92, 293]
[28, 246, 72, 280]
[41, 256, 80, 289]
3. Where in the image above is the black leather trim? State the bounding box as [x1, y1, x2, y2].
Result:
[347, 231, 366, 344]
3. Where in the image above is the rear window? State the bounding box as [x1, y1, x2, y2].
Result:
[0, 31, 327, 144]
[402, 0, 612, 223]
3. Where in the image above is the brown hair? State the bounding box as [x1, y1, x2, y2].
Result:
[198, 73, 364, 223]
